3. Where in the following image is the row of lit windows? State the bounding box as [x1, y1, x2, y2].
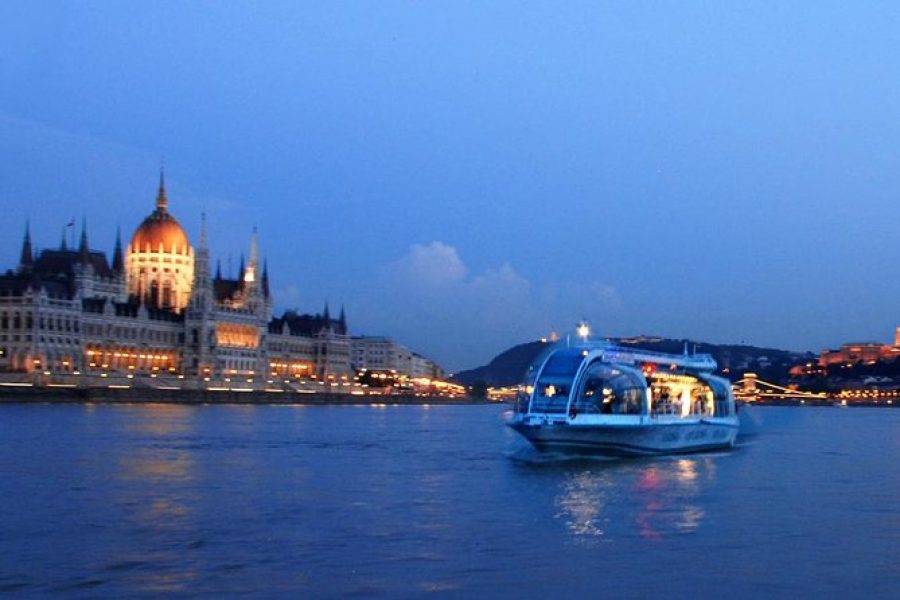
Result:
[128, 246, 192, 256]
[81, 322, 178, 343]
[136, 267, 183, 274]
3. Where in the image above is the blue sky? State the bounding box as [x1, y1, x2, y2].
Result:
[2, 1, 900, 370]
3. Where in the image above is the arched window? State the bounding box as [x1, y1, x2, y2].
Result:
[162, 282, 173, 308]
[700, 376, 734, 417]
[573, 362, 646, 415]
[149, 281, 160, 307]
[530, 349, 585, 414]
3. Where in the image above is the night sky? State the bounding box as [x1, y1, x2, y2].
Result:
[2, 2, 900, 370]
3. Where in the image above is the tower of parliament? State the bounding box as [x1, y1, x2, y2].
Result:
[0, 174, 352, 382]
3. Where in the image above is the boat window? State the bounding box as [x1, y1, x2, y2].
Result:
[515, 370, 537, 414]
[530, 350, 585, 414]
[650, 375, 715, 417]
[573, 362, 645, 415]
[704, 377, 733, 417]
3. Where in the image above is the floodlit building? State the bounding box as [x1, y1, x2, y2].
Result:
[0, 173, 352, 381]
[351, 336, 442, 378]
[819, 332, 900, 368]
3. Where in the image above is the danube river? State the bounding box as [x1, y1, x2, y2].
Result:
[0, 403, 897, 598]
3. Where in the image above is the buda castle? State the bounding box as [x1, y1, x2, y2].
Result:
[0, 174, 352, 382]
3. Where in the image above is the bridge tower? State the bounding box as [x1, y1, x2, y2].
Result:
[742, 372, 758, 393]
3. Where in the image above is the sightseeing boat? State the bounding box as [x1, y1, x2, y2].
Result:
[508, 337, 739, 457]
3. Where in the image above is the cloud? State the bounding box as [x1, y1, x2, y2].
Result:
[389, 241, 467, 286]
[358, 241, 621, 371]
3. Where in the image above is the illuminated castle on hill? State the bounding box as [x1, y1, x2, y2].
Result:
[818, 326, 900, 367]
[0, 173, 352, 381]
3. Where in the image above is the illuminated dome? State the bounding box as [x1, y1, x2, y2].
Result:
[125, 172, 195, 311]
[130, 177, 191, 255]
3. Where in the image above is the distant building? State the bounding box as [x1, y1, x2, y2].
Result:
[819, 332, 900, 368]
[0, 173, 352, 381]
[411, 352, 444, 379]
[351, 336, 443, 378]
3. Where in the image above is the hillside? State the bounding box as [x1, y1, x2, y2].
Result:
[450, 336, 812, 387]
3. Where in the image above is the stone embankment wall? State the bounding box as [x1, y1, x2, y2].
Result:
[0, 386, 484, 405]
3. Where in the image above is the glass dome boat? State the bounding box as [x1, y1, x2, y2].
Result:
[508, 339, 739, 456]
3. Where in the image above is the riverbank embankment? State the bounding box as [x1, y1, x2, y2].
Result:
[0, 385, 490, 406]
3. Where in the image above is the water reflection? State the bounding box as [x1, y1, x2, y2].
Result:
[119, 451, 193, 482]
[555, 470, 612, 536]
[124, 403, 196, 436]
[114, 407, 201, 593]
[553, 457, 717, 540]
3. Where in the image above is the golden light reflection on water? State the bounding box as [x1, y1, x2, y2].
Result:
[120, 451, 193, 481]
[134, 569, 200, 594]
[676, 458, 698, 484]
[554, 457, 717, 541]
[115, 408, 200, 594]
[124, 403, 196, 436]
[112, 451, 199, 594]
[148, 496, 191, 520]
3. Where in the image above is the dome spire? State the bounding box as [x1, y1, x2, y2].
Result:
[156, 165, 168, 211]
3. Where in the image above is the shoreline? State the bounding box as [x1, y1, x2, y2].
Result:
[0, 385, 492, 406]
[1, 385, 894, 408]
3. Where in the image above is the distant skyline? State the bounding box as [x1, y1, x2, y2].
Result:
[3, 2, 900, 370]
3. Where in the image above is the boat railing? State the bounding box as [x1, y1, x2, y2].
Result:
[599, 345, 717, 371]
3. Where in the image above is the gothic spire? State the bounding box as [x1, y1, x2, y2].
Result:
[19, 221, 33, 270]
[156, 166, 168, 211]
[215, 259, 222, 281]
[249, 226, 258, 269]
[339, 304, 347, 334]
[112, 226, 124, 273]
[199, 212, 208, 252]
[262, 258, 270, 297]
[238, 253, 245, 286]
[323, 301, 331, 322]
[78, 218, 90, 263]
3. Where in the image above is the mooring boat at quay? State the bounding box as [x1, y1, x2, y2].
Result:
[508, 337, 739, 457]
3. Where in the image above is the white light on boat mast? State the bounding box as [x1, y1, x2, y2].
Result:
[577, 321, 590, 342]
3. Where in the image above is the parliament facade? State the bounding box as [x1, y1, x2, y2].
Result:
[0, 174, 353, 383]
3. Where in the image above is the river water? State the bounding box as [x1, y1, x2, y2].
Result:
[0, 403, 897, 598]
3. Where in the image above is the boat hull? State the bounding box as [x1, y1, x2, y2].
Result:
[508, 419, 739, 457]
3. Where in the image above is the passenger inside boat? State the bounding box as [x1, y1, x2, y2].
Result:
[571, 362, 644, 415]
[648, 372, 731, 418]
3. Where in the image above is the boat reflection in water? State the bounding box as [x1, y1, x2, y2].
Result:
[509, 338, 740, 457]
[554, 456, 715, 541]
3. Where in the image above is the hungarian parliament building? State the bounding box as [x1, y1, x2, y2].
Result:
[0, 174, 441, 385]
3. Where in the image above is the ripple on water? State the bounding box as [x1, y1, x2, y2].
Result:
[0, 404, 896, 598]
